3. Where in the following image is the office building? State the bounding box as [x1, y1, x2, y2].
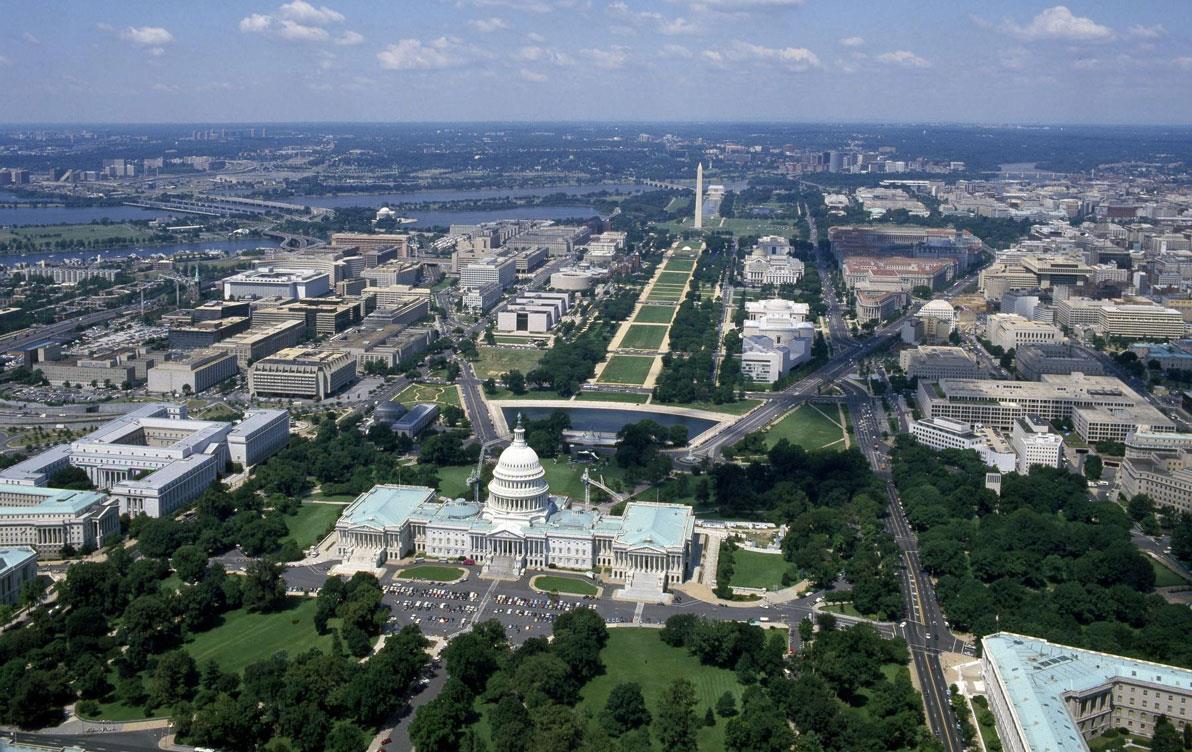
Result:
[248, 348, 357, 400]
[0, 404, 286, 518]
[1055, 297, 1104, 328]
[828, 225, 984, 268]
[361, 296, 430, 329]
[855, 289, 906, 322]
[463, 282, 502, 312]
[334, 325, 435, 371]
[30, 266, 120, 285]
[910, 417, 1016, 472]
[1129, 342, 1192, 372]
[222, 267, 331, 300]
[1015, 342, 1104, 381]
[366, 285, 432, 306]
[739, 299, 815, 383]
[1097, 304, 1186, 340]
[1009, 415, 1064, 473]
[917, 373, 1164, 435]
[842, 256, 954, 292]
[0, 547, 37, 604]
[982, 632, 1192, 752]
[899, 346, 983, 381]
[393, 403, 440, 438]
[506, 225, 592, 257]
[1072, 404, 1175, 443]
[335, 422, 694, 600]
[330, 232, 409, 257]
[988, 314, 1065, 352]
[212, 319, 305, 367]
[147, 350, 239, 394]
[0, 485, 119, 556]
[252, 296, 370, 338]
[460, 257, 518, 291]
[167, 315, 252, 349]
[361, 261, 422, 288]
[497, 292, 572, 334]
[37, 356, 137, 388]
[227, 410, 291, 468]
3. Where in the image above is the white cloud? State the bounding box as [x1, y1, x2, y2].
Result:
[239, 13, 273, 32]
[468, 17, 510, 32]
[705, 41, 820, 71]
[662, 43, 694, 59]
[151, 82, 180, 93]
[660, 17, 698, 35]
[467, 0, 554, 12]
[1004, 5, 1112, 41]
[378, 37, 467, 70]
[276, 20, 329, 42]
[519, 68, 548, 82]
[582, 46, 629, 70]
[876, 50, 930, 68]
[999, 47, 1029, 70]
[22, 32, 40, 45]
[118, 26, 175, 47]
[335, 30, 364, 45]
[692, 0, 804, 8]
[526, 32, 546, 43]
[278, 1, 344, 24]
[1127, 24, 1164, 39]
[839, 36, 864, 47]
[515, 46, 574, 65]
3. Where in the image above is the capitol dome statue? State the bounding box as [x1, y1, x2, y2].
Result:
[484, 417, 552, 524]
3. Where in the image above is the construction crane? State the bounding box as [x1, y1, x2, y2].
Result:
[581, 468, 624, 511]
[158, 266, 201, 307]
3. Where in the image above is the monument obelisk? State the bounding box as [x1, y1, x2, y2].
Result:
[694, 162, 704, 230]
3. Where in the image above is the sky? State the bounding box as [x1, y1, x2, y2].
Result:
[1, 1, 1190, 125]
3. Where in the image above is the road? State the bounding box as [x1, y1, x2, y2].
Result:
[843, 379, 969, 752]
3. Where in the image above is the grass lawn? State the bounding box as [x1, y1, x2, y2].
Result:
[575, 391, 651, 404]
[0, 222, 156, 251]
[493, 334, 543, 345]
[540, 458, 626, 500]
[395, 382, 461, 408]
[473, 346, 545, 379]
[85, 690, 169, 722]
[597, 355, 656, 384]
[729, 549, 796, 590]
[487, 387, 567, 401]
[280, 503, 343, 550]
[619, 324, 668, 350]
[532, 575, 599, 595]
[397, 565, 465, 582]
[655, 271, 692, 286]
[1150, 557, 1189, 587]
[663, 258, 696, 272]
[578, 628, 744, 752]
[185, 598, 336, 675]
[824, 603, 864, 618]
[665, 195, 691, 213]
[764, 404, 847, 451]
[633, 304, 676, 324]
[646, 287, 685, 302]
[437, 464, 475, 498]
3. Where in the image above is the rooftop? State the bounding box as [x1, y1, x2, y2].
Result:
[0, 546, 37, 571]
[338, 484, 437, 530]
[614, 502, 694, 550]
[983, 632, 1192, 752]
[0, 484, 110, 518]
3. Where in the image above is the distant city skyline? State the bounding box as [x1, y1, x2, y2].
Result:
[1, 1, 1190, 124]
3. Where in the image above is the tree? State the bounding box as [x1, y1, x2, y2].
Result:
[1084, 454, 1103, 482]
[552, 607, 608, 683]
[491, 694, 532, 752]
[704, 707, 716, 727]
[172, 544, 209, 583]
[443, 631, 502, 693]
[506, 370, 527, 395]
[325, 721, 366, 752]
[48, 465, 95, 490]
[602, 682, 652, 736]
[242, 559, 286, 613]
[716, 691, 738, 718]
[655, 678, 698, 752]
[147, 651, 198, 709]
[1152, 716, 1182, 752]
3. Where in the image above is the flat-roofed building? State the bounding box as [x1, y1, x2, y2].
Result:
[1072, 404, 1174, 443]
[227, 410, 290, 468]
[362, 261, 421, 288]
[222, 267, 331, 300]
[393, 403, 439, 438]
[37, 356, 137, 388]
[251, 296, 370, 338]
[1015, 342, 1104, 380]
[359, 296, 429, 329]
[147, 350, 239, 394]
[334, 325, 435, 371]
[982, 632, 1192, 752]
[330, 232, 409, 257]
[460, 257, 518, 291]
[842, 256, 954, 292]
[740, 298, 815, 380]
[463, 282, 501, 312]
[0, 547, 37, 604]
[855, 289, 905, 322]
[1020, 255, 1092, 289]
[212, 319, 305, 367]
[366, 285, 433, 306]
[167, 315, 252, 349]
[899, 346, 983, 381]
[911, 417, 1016, 472]
[1055, 296, 1104, 327]
[988, 314, 1065, 352]
[248, 347, 357, 400]
[1129, 342, 1192, 372]
[0, 485, 119, 555]
[744, 253, 804, 288]
[828, 225, 983, 268]
[1097, 304, 1186, 340]
[1010, 415, 1064, 473]
[497, 292, 572, 334]
[550, 265, 608, 291]
[917, 373, 1158, 433]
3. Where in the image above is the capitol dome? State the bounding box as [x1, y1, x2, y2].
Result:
[484, 418, 551, 523]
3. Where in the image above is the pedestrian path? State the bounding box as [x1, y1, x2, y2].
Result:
[632, 601, 645, 624]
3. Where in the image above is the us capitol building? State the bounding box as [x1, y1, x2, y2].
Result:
[335, 421, 696, 600]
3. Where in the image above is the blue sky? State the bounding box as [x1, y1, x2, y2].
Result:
[1, 1, 1189, 124]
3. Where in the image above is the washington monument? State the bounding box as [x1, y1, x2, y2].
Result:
[694, 162, 704, 230]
